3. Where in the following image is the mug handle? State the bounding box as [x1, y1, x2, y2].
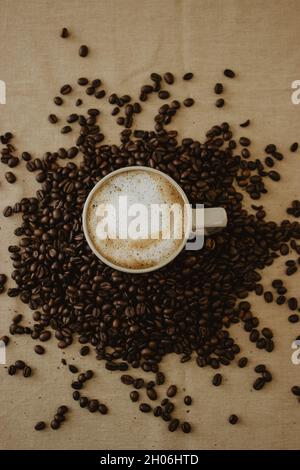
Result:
[192, 207, 227, 235]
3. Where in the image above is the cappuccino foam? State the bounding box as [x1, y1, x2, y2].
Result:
[86, 169, 187, 270]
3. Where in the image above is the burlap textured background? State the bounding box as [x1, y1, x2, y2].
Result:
[0, 0, 300, 450]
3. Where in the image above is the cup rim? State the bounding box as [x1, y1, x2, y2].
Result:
[82, 166, 192, 274]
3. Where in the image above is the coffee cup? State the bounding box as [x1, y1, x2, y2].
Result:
[82, 166, 227, 273]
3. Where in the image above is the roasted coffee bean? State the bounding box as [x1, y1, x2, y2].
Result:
[264, 291, 273, 303]
[50, 419, 60, 430]
[91, 79, 101, 88]
[15, 360, 25, 370]
[288, 298, 298, 310]
[261, 328, 273, 339]
[75, 98, 83, 106]
[3, 206, 13, 217]
[155, 372, 165, 385]
[262, 371, 272, 382]
[79, 396, 88, 408]
[60, 84, 72, 95]
[130, 391, 139, 402]
[224, 69, 235, 78]
[164, 72, 174, 85]
[35, 421, 46, 431]
[61, 125, 72, 134]
[168, 418, 180, 432]
[95, 90, 106, 99]
[34, 345, 45, 355]
[254, 364, 266, 373]
[78, 373, 87, 383]
[212, 373, 222, 386]
[166, 385, 177, 398]
[184, 395, 192, 406]
[249, 329, 259, 342]
[183, 72, 193, 80]
[291, 386, 300, 396]
[253, 377, 266, 390]
[228, 414, 238, 424]
[139, 403, 151, 413]
[181, 422, 191, 433]
[85, 370, 94, 380]
[288, 314, 299, 323]
[268, 170, 280, 181]
[286, 265, 297, 276]
[8, 365, 17, 375]
[121, 374, 134, 385]
[68, 365, 78, 374]
[8, 156, 19, 167]
[238, 357, 248, 368]
[153, 406, 162, 417]
[290, 142, 298, 152]
[183, 98, 194, 107]
[48, 114, 58, 124]
[158, 90, 170, 100]
[80, 346, 90, 356]
[79, 45, 89, 57]
[240, 119, 250, 127]
[214, 83, 223, 94]
[5, 171, 16, 183]
[60, 27, 69, 38]
[98, 404, 108, 415]
[57, 405, 68, 415]
[277, 295, 286, 305]
[215, 98, 225, 108]
[147, 388, 157, 401]
[39, 331, 51, 342]
[71, 381, 83, 390]
[88, 399, 99, 412]
[72, 391, 80, 401]
[239, 137, 251, 147]
[23, 366, 32, 378]
[134, 378, 144, 389]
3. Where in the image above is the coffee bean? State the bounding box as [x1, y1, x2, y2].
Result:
[79, 396, 88, 408]
[130, 391, 139, 402]
[79, 45, 89, 57]
[261, 328, 273, 339]
[34, 345, 45, 355]
[57, 405, 68, 415]
[214, 83, 223, 94]
[23, 366, 32, 378]
[239, 137, 251, 147]
[155, 372, 165, 385]
[60, 84, 72, 95]
[50, 419, 60, 430]
[134, 378, 144, 389]
[39, 331, 51, 342]
[288, 298, 298, 310]
[95, 90, 106, 99]
[238, 357, 248, 368]
[183, 395, 192, 406]
[268, 171, 280, 181]
[139, 403, 151, 413]
[183, 72, 193, 80]
[60, 28, 69, 38]
[72, 391, 80, 401]
[98, 404, 108, 415]
[168, 418, 180, 432]
[88, 399, 99, 412]
[158, 90, 170, 100]
[240, 119, 250, 128]
[121, 374, 134, 385]
[3, 206, 13, 217]
[183, 98, 194, 107]
[254, 364, 266, 373]
[61, 126, 72, 134]
[164, 73, 174, 85]
[290, 142, 298, 152]
[15, 360, 26, 370]
[288, 314, 299, 323]
[264, 292, 273, 303]
[286, 265, 297, 276]
[224, 69, 235, 78]
[71, 381, 83, 390]
[228, 414, 238, 424]
[181, 421, 191, 433]
[78, 373, 87, 383]
[166, 385, 177, 398]
[215, 98, 225, 108]
[5, 171, 16, 183]
[291, 386, 300, 396]
[85, 370, 94, 380]
[147, 388, 157, 401]
[262, 370, 272, 382]
[75, 98, 82, 106]
[48, 114, 58, 124]
[212, 373, 222, 386]
[54, 96, 63, 106]
[8, 365, 17, 375]
[35, 421, 46, 431]
[153, 406, 162, 417]
[253, 377, 265, 390]
[79, 345, 89, 356]
[277, 295, 286, 305]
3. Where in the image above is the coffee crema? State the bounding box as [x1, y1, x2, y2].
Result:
[86, 169, 187, 269]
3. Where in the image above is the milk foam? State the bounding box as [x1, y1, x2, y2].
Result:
[86, 170, 186, 269]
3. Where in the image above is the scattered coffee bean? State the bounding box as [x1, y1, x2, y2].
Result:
[60, 28, 69, 38]
[228, 414, 238, 424]
[240, 119, 250, 127]
[60, 84, 72, 95]
[215, 98, 225, 108]
[291, 386, 300, 396]
[212, 373, 222, 386]
[183, 98, 194, 107]
[79, 45, 89, 57]
[290, 142, 298, 152]
[214, 83, 223, 94]
[130, 391, 139, 402]
[183, 72, 193, 80]
[35, 421, 46, 431]
[181, 421, 191, 433]
[168, 418, 180, 432]
[23, 366, 32, 378]
[253, 377, 266, 390]
[238, 357, 248, 368]
[5, 171, 16, 183]
[98, 404, 108, 415]
[224, 69, 235, 78]
[139, 403, 151, 413]
[166, 385, 177, 398]
[164, 73, 174, 85]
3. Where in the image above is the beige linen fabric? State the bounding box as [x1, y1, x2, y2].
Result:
[0, 0, 300, 450]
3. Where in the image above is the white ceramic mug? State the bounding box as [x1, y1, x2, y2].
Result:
[82, 166, 227, 273]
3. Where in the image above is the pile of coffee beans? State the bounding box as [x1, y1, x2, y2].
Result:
[2, 40, 300, 433]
